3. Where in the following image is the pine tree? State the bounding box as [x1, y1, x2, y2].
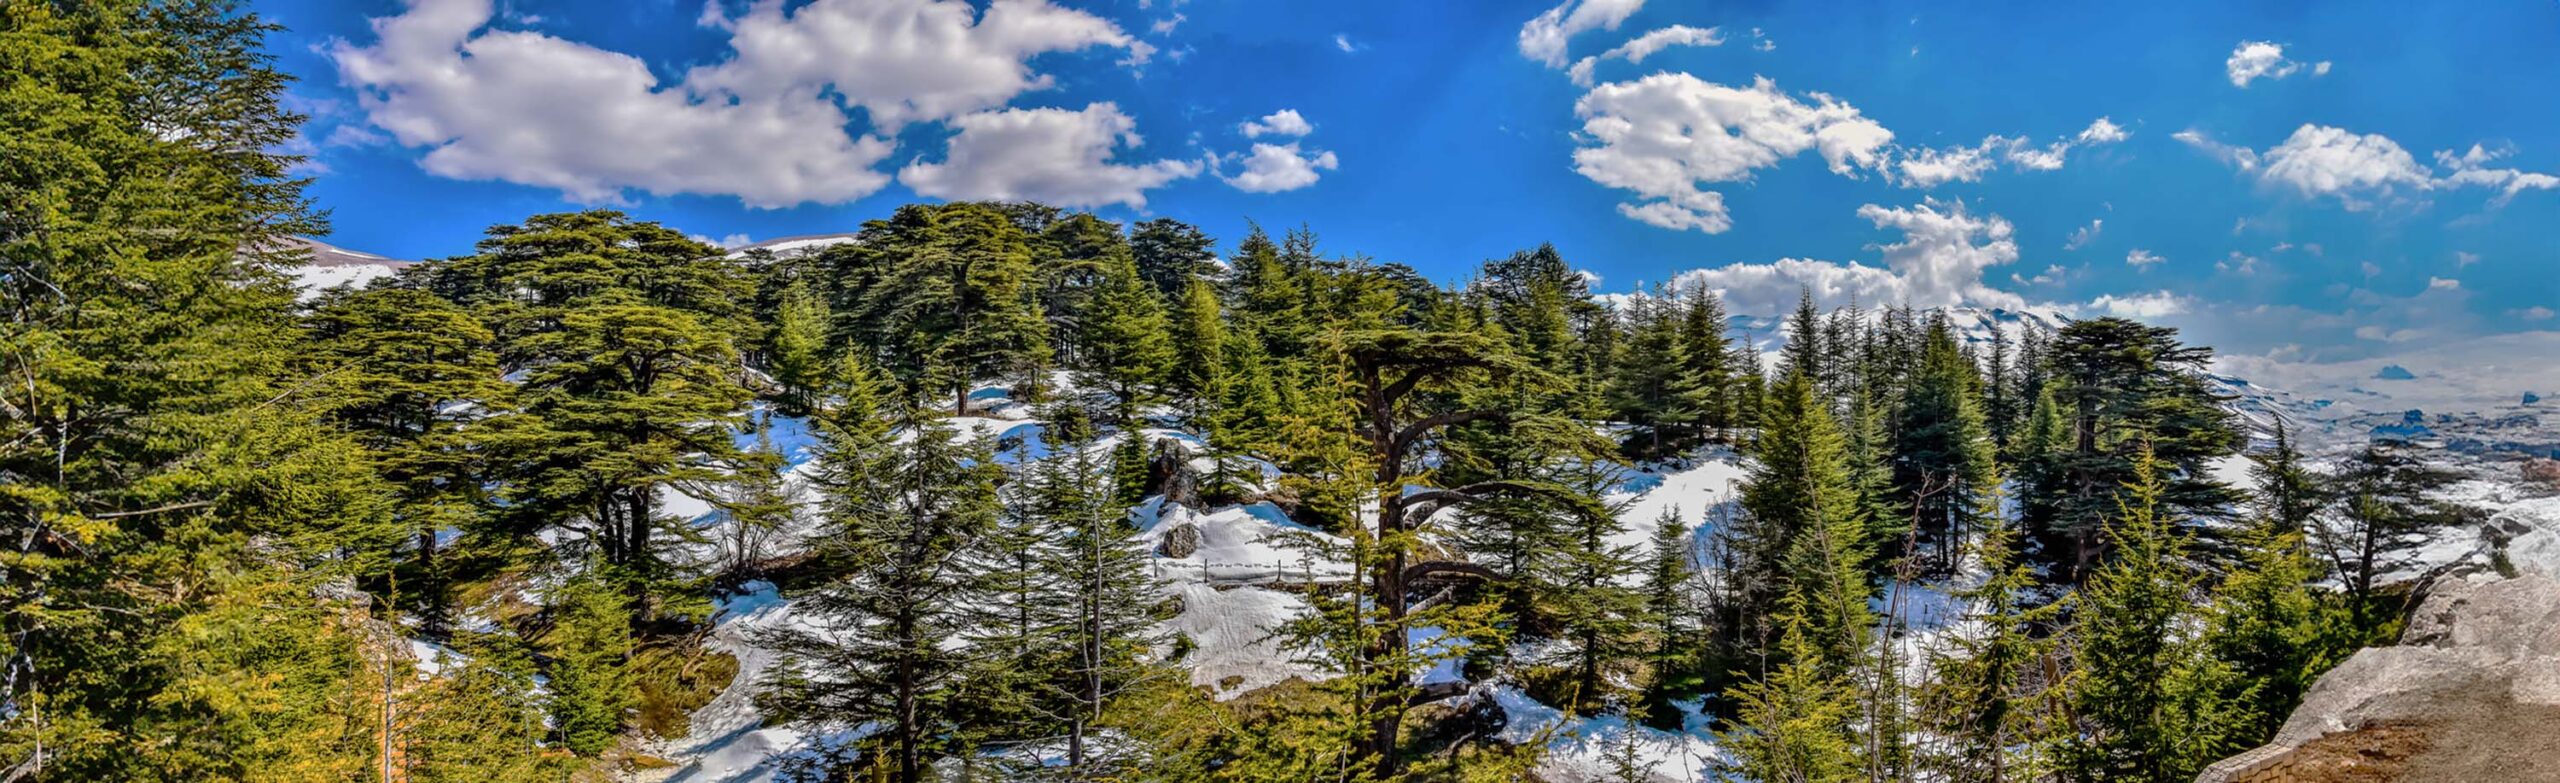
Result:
[1130, 218, 1219, 300]
[2249, 419, 2325, 535]
[757, 358, 1001, 782]
[1080, 253, 1177, 420]
[303, 286, 513, 635]
[1640, 510, 1699, 707]
[1548, 467, 1645, 712]
[1673, 280, 1737, 444]
[1611, 290, 1687, 459]
[1731, 370, 1867, 661]
[1890, 316, 1999, 573]
[1777, 290, 1827, 389]
[767, 280, 832, 416]
[2318, 444, 2466, 631]
[1169, 278, 1228, 418]
[1035, 447, 1166, 771]
[546, 571, 637, 756]
[1718, 616, 1865, 783]
[0, 3, 406, 775]
[402, 630, 572, 782]
[2066, 447, 2252, 782]
[2205, 519, 2339, 745]
[1920, 517, 2061, 782]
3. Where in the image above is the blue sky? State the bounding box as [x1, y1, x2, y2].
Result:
[261, 0, 2559, 364]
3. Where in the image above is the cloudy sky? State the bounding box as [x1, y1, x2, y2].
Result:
[265, 0, 2558, 365]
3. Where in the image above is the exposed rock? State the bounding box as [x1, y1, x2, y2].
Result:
[1148, 437, 1200, 508]
[2199, 575, 2560, 782]
[1156, 522, 1201, 559]
[2522, 458, 2560, 490]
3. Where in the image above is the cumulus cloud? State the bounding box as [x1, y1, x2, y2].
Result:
[2257, 124, 2431, 207]
[332, 0, 1162, 208]
[1571, 74, 1892, 233]
[1518, 0, 1645, 68]
[898, 103, 1201, 208]
[1240, 109, 1314, 138]
[686, 0, 1151, 131]
[2125, 248, 2164, 269]
[1568, 24, 1722, 86]
[2226, 41, 2324, 87]
[1220, 143, 1338, 193]
[2086, 290, 2191, 318]
[1665, 199, 2023, 314]
[2182, 124, 2556, 210]
[2517, 306, 2556, 321]
[2077, 117, 2130, 145]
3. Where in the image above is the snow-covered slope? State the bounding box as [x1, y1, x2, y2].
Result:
[272, 236, 411, 301]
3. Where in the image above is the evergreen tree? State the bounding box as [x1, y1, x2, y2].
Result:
[758, 360, 1001, 782]
[1080, 253, 1177, 419]
[2067, 448, 2252, 782]
[2317, 444, 2466, 630]
[402, 630, 571, 782]
[1718, 616, 1865, 783]
[545, 572, 637, 756]
[1640, 510, 1700, 709]
[1130, 217, 1219, 300]
[1890, 316, 1998, 573]
[1731, 371, 1868, 661]
[0, 3, 404, 775]
[1169, 278, 1228, 417]
[716, 415, 797, 588]
[2026, 318, 2242, 580]
[1548, 467, 1645, 711]
[1776, 289, 1828, 389]
[766, 280, 832, 416]
[303, 286, 512, 635]
[2205, 519, 2340, 746]
[1920, 518, 2061, 782]
[1035, 447, 1166, 770]
[1611, 290, 1687, 458]
[1672, 280, 1738, 443]
[2249, 419, 2326, 535]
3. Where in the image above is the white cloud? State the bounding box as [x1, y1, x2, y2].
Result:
[898, 103, 1201, 208]
[332, 0, 1161, 208]
[1667, 199, 2023, 315]
[1334, 33, 1359, 53]
[1605, 24, 1722, 63]
[2064, 218, 2102, 250]
[1518, 0, 1645, 68]
[2174, 128, 2261, 171]
[2226, 40, 2304, 87]
[2434, 144, 2560, 204]
[1895, 138, 2003, 186]
[2313, 60, 2333, 76]
[1220, 143, 1338, 193]
[1567, 25, 1723, 86]
[2086, 290, 2191, 318]
[2428, 276, 2461, 291]
[2125, 248, 2164, 269]
[689, 232, 754, 249]
[1571, 73, 1892, 233]
[1749, 27, 1775, 52]
[1240, 109, 1314, 138]
[2517, 306, 2556, 321]
[2077, 116, 2130, 145]
[1894, 116, 2126, 186]
[331, 0, 895, 207]
[2218, 251, 2260, 275]
[2257, 124, 2431, 207]
[684, 0, 1150, 131]
[2455, 250, 2480, 268]
[1151, 14, 1183, 35]
[2012, 264, 2068, 286]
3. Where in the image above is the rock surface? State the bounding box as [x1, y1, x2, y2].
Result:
[2199, 575, 2560, 782]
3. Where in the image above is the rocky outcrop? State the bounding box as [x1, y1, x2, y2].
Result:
[2198, 575, 2560, 782]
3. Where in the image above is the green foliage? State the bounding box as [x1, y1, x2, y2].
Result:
[546, 572, 637, 756]
[2066, 448, 2254, 782]
[767, 280, 833, 416]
